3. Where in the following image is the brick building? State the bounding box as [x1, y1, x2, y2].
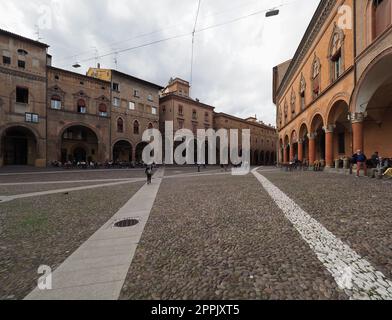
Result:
[87, 68, 163, 163]
[274, 0, 392, 166]
[0, 29, 277, 168]
[214, 113, 277, 165]
[0, 29, 49, 167]
[160, 78, 277, 165]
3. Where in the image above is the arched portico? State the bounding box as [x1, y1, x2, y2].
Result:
[0, 126, 39, 166]
[351, 49, 392, 157]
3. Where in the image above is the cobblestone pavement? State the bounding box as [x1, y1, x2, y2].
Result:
[261, 169, 392, 294]
[1, 166, 392, 300]
[120, 173, 347, 300]
[0, 179, 144, 300]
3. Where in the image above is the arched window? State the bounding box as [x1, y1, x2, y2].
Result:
[133, 121, 140, 135]
[99, 103, 108, 117]
[330, 25, 345, 82]
[117, 118, 124, 133]
[299, 73, 306, 111]
[148, 123, 153, 129]
[178, 105, 183, 115]
[192, 109, 197, 120]
[311, 54, 321, 99]
[51, 95, 62, 110]
[290, 89, 296, 119]
[77, 99, 86, 114]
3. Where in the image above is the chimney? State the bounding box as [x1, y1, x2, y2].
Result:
[97, 63, 101, 69]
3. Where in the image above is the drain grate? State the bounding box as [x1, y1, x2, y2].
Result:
[113, 218, 139, 228]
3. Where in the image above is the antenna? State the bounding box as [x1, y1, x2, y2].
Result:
[91, 46, 100, 67]
[34, 25, 43, 42]
[112, 49, 119, 70]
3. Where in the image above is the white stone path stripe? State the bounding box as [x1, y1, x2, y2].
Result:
[0, 179, 145, 203]
[25, 169, 164, 300]
[0, 178, 133, 186]
[252, 168, 392, 300]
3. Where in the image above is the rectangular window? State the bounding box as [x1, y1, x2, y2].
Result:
[3, 56, 11, 65]
[112, 83, 120, 92]
[25, 113, 39, 123]
[18, 60, 26, 69]
[51, 99, 62, 110]
[16, 87, 29, 104]
[148, 94, 153, 102]
[152, 107, 157, 115]
[78, 106, 87, 114]
[113, 97, 120, 107]
[134, 90, 140, 98]
[129, 101, 135, 110]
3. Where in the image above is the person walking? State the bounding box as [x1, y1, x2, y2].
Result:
[145, 165, 153, 185]
[355, 150, 368, 178]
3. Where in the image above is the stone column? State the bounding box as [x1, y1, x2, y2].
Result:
[283, 145, 288, 163]
[289, 143, 294, 162]
[351, 112, 365, 153]
[298, 139, 304, 162]
[324, 125, 335, 168]
[308, 133, 316, 166]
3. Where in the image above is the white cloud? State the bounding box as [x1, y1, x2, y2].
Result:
[0, 0, 320, 126]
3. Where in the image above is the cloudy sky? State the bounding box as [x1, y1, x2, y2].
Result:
[0, 0, 319, 126]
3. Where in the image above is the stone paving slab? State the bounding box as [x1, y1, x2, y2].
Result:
[25, 169, 164, 300]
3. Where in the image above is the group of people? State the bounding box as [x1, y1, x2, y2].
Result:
[351, 150, 392, 178]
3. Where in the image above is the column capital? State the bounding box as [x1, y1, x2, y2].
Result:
[350, 112, 367, 124]
[298, 138, 304, 144]
[307, 132, 317, 140]
[323, 124, 336, 133]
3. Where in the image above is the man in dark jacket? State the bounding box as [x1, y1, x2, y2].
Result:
[355, 150, 367, 177]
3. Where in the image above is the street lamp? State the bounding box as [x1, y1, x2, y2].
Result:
[266, 9, 280, 17]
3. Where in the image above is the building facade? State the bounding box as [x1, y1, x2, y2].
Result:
[214, 113, 277, 165]
[87, 68, 163, 163]
[0, 29, 163, 167]
[274, 0, 392, 166]
[0, 29, 49, 167]
[0, 29, 277, 168]
[159, 78, 277, 165]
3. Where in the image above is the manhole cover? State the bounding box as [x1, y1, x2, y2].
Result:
[114, 218, 139, 228]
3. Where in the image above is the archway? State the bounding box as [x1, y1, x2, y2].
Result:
[299, 123, 309, 163]
[113, 140, 133, 163]
[284, 135, 290, 163]
[61, 125, 98, 163]
[310, 114, 325, 163]
[73, 147, 87, 163]
[1, 126, 37, 166]
[266, 151, 271, 165]
[253, 150, 259, 165]
[327, 100, 351, 166]
[260, 151, 265, 165]
[290, 130, 298, 162]
[353, 50, 392, 157]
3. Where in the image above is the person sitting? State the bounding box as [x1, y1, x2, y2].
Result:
[371, 152, 379, 168]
